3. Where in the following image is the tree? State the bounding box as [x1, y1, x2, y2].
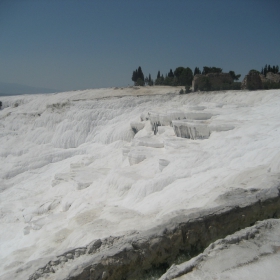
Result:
[174, 67, 185, 79]
[157, 71, 161, 79]
[132, 69, 138, 83]
[164, 76, 174, 86]
[202, 66, 222, 75]
[148, 74, 153, 86]
[144, 76, 149, 85]
[137, 66, 144, 82]
[179, 67, 193, 86]
[229, 70, 241, 81]
[194, 67, 201, 75]
[268, 65, 271, 73]
[131, 66, 145, 86]
[174, 67, 193, 86]
[168, 69, 174, 78]
[264, 64, 268, 76]
[136, 78, 144, 86]
[155, 73, 164, 85]
[261, 64, 279, 75]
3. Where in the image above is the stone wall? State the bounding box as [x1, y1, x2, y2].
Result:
[242, 71, 280, 90]
[192, 73, 233, 92]
[206, 72, 233, 84]
[263, 72, 280, 83]
[192, 74, 203, 91]
[241, 70, 262, 90]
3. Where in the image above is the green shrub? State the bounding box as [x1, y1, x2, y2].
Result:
[136, 78, 144, 86]
[196, 76, 211, 91]
[211, 82, 241, 91]
[247, 79, 262, 90]
[231, 82, 241, 90]
[185, 86, 192, 93]
[263, 82, 280, 89]
[249, 69, 260, 75]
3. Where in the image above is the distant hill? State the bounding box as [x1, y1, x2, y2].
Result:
[0, 82, 60, 96]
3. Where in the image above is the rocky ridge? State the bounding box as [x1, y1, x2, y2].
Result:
[162, 218, 280, 280]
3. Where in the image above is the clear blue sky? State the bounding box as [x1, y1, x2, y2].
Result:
[0, 0, 279, 91]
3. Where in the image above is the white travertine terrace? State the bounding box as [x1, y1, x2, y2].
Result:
[1, 86, 280, 279]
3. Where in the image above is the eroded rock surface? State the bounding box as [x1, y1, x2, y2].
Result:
[4, 185, 280, 280]
[162, 218, 280, 280]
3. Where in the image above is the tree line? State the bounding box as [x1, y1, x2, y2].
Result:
[131, 66, 241, 88]
[261, 64, 279, 76]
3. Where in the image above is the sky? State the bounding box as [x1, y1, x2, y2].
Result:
[0, 0, 280, 92]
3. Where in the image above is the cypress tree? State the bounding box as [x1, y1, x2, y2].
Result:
[157, 71, 160, 79]
[268, 65, 271, 72]
[132, 67, 145, 86]
[264, 64, 268, 76]
[137, 66, 144, 82]
[144, 76, 149, 85]
[194, 67, 201, 75]
[148, 74, 153, 86]
[168, 69, 174, 78]
[132, 70, 137, 82]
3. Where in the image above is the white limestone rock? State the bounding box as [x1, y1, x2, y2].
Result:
[183, 112, 212, 120]
[130, 121, 145, 134]
[159, 159, 170, 171]
[172, 120, 210, 139]
[209, 123, 235, 133]
[149, 110, 213, 134]
[122, 146, 131, 158]
[132, 136, 164, 148]
[127, 148, 148, 165]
